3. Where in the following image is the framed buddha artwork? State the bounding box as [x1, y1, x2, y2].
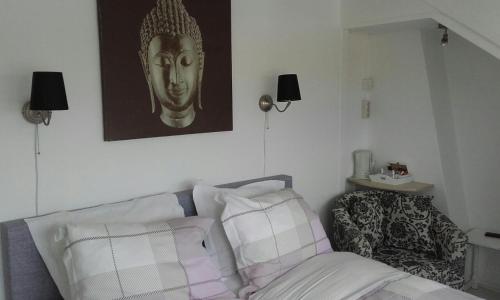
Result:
[97, 0, 232, 141]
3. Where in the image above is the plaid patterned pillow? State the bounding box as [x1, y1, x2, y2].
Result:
[62, 217, 234, 300]
[221, 189, 332, 297]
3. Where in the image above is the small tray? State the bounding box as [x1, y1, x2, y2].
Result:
[369, 173, 414, 185]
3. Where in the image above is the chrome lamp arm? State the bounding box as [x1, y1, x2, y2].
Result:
[273, 101, 291, 113]
[259, 95, 292, 113]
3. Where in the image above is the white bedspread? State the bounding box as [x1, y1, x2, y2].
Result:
[250, 252, 406, 300]
[249, 252, 482, 300]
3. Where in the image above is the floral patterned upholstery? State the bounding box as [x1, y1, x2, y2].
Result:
[372, 247, 465, 290]
[381, 193, 436, 254]
[349, 194, 385, 248]
[332, 191, 468, 290]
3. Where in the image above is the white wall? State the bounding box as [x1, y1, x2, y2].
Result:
[369, 30, 449, 214]
[444, 32, 500, 233]
[443, 32, 500, 291]
[341, 29, 449, 214]
[420, 30, 469, 229]
[339, 31, 373, 184]
[0, 0, 342, 298]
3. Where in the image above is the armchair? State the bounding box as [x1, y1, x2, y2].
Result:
[332, 191, 468, 290]
[332, 206, 372, 257]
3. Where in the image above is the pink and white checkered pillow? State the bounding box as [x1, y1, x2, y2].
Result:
[62, 217, 234, 300]
[221, 189, 332, 298]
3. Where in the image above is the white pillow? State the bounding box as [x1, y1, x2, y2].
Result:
[62, 218, 234, 300]
[25, 192, 184, 300]
[193, 180, 285, 293]
[221, 189, 332, 298]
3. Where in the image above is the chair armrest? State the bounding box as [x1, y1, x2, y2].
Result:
[432, 209, 468, 266]
[332, 207, 372, 258]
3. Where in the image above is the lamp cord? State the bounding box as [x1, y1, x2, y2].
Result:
[34, 124, 40, 216]
[263, 112, 270, 176]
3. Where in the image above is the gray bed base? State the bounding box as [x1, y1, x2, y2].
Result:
[1, 175, 292, 300]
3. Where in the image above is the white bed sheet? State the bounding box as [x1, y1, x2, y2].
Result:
[249, 252, 482, 300]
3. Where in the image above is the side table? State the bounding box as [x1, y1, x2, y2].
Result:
[467, 228, 500, 289]
[347, 177, 433, 193]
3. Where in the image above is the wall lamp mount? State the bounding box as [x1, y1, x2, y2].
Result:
[22, 103, 53, 125]
[259, 74, 302, 113]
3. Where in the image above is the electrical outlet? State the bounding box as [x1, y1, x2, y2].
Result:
[362, 77, 374, 91]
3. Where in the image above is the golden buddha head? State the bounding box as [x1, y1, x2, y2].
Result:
[139, 0, 204, 128]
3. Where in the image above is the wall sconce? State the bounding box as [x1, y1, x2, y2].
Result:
[21, 72, 68, 216]
[22, 72, 68, 125]
[259, 74, 302, 112]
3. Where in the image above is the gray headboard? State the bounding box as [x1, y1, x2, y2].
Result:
[1, 175, 292, 300]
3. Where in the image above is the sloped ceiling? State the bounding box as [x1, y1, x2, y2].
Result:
[343, 0, 500, 60]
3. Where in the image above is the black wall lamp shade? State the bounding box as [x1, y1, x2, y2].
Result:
[23, 71, 68, 126]
[277, 74, 301, 102]
[30, 72, 68, 111]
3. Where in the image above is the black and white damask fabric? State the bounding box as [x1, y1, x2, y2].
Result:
[332, 190, 468, 290]
[347, 192, 385, 249]
[373, 246, 465, 290]
[381, 193, 436, 254]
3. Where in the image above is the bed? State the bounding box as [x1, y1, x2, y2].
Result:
[0, 175, 480, 300]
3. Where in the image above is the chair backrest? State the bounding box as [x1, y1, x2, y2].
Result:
[335, 190, 396, 248]
[336, 190, 437, 254]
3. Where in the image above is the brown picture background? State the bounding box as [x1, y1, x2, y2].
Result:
[98, 0, 232, 141]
